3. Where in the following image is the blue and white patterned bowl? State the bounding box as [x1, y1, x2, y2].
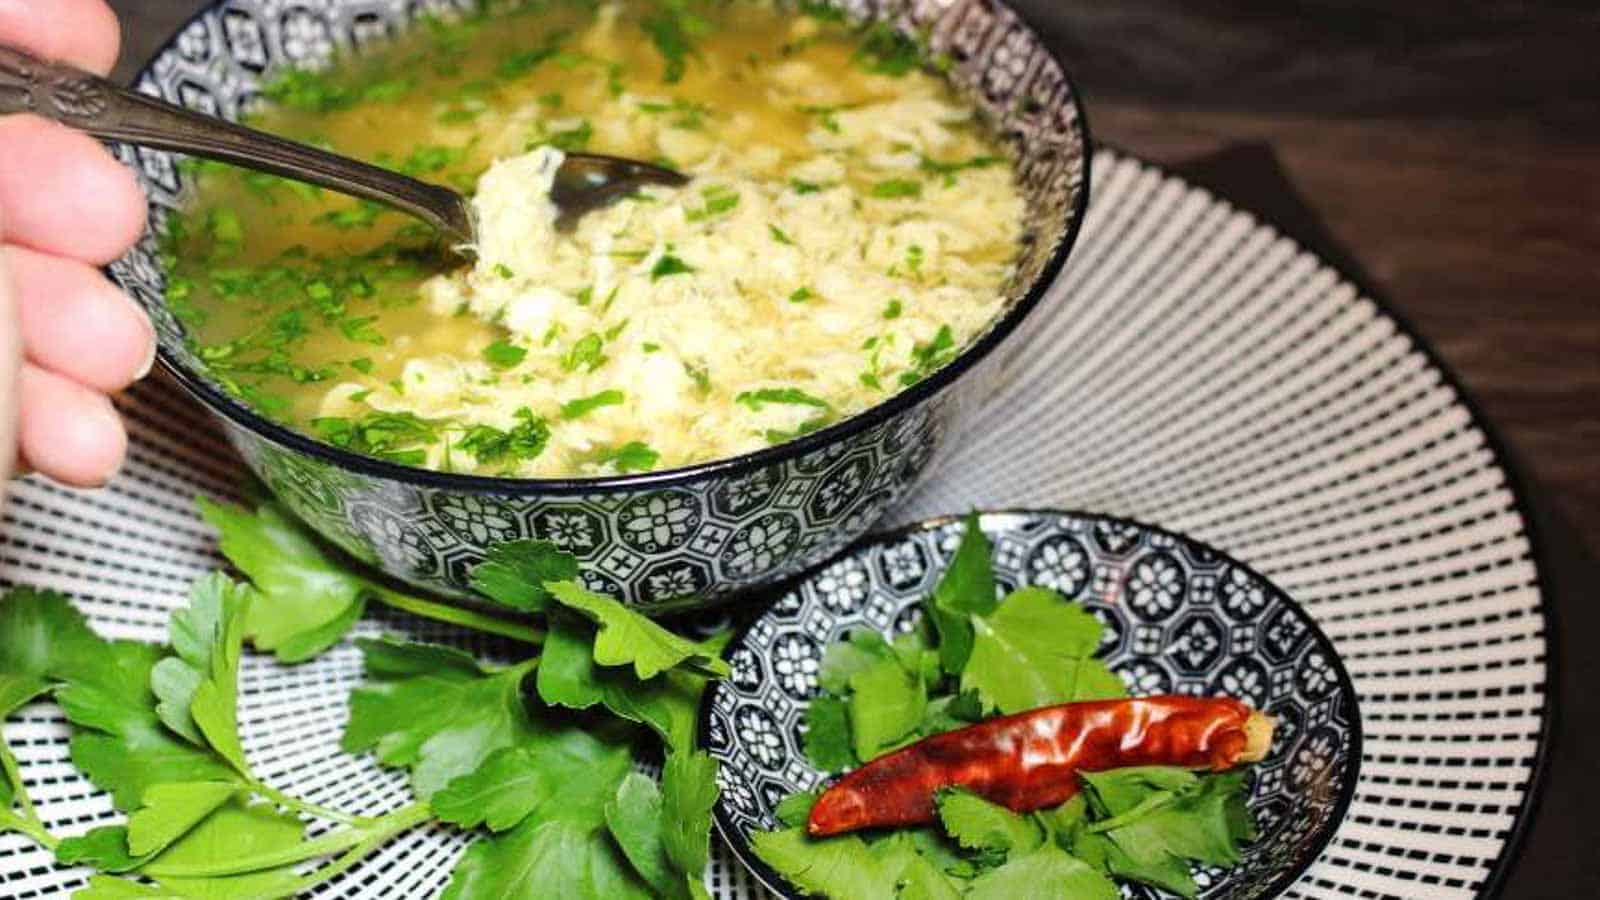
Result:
[703, 510, 1362, 899]
[105, 0, 1090, 611]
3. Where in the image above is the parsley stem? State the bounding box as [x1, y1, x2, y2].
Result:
[0, 742, 46, 835]
[247, 778, 370, 827]
[280, 822, 405, 894]
[371, 587, 545, 644]
[0, 809, 57, 850]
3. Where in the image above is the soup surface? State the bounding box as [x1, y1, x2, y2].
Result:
[169, 0, 1023, 476]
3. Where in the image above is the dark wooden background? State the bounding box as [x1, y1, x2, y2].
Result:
[107, 1, 1600, 897]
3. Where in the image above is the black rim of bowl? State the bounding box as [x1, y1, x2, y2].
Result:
[698, 507, 1366, 900]
[135, 0, 1095, 498]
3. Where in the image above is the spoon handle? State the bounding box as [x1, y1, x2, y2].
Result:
[0, 44, 474, 244]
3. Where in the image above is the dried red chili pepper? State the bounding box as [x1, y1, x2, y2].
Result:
[807, 695, 1274, 837]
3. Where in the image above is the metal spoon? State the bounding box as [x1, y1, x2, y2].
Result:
[0, 44, 688, 244]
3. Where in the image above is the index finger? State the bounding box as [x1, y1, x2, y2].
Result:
[0, 0, 121, 75]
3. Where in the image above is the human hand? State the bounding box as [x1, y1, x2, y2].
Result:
[0, 0, 156, 488]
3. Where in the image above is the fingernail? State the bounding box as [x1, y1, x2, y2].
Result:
[91, 401, 127, 488]
[134, 335, 157, 381]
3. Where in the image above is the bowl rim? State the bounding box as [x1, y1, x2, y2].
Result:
[699, 507, 1366, 900]
[132, 0, 1094, 497]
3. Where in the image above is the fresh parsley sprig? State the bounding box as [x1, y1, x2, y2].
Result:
[0, 495, 730, 898]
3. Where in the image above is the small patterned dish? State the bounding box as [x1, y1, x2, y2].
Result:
[701, 509, 1362, 899]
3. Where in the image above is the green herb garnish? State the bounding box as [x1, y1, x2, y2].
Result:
[456, 408, 550, 466]
[482, 340, 528, 369]
[901, 324, 956, 385]
[562, 333, 608, 373]
[686, 184, 739, 221]
[560, 389, 625, 419]
[595, 441, 661, 474]
[650, 254, 696, 280]
[854, 22, 924, 77]
[312, 410, 441, 465]
[641, 7, 708, 83]
[871, 178, 923, 199]
[736, 387, 831, 412]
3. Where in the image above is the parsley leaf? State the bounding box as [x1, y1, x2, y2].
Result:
[605, 773, 685, 899]
[597, 441, 661, 473]
[750, 827, 897, 900]
[536, 615, 708, 753]
[801, 694, 854, 770]
[660, 750, 719, 881]
[443, 813, 653, 899]
[650, 253, 696, 280]
[686, 184, 739, 221]
[854, 23, 924, 77]
[55, 635, 239, 811]
[901, 324, 957, 386]
[1077, 769, 1257, 897]
[55, 826, 148, 873]
[602, 751, 717, 900]
[919, 154, 1003, 185]
[457, 409, 551, 466]
[1079, 767, 1198, 818]
[125, 781, 239, 858]
[562, 333, 608, 372]
[312, 411, 442, 465]
[561, 389, 625, 419]
[340, 638, 542, 798]
[259, 67, 356, 113]
[936, 789, 1042, 861]
[197, 499, 366, 663]
[966, 845, 1118, 900]
[960, 587, 1125, 714]
[545, 581, 729, 679]
[871, 178, 923, 199]
[848, 654, 925, 760]
[469, 539, 580, 612]
[431, 728, 633, 833]
[774, 792, 818, 830]
[735, 387, 831, 412]
[483, 339, 528, 369]
[641, 9, 706, 83]
[543, 119, 594, 152]
[147, 798, 308, 898]
[926, 513, 996, 673]
[496, 44, 562, 81]
[0, 587, 109, 715]
[818, 629, 893, 694]
[149, 574, 252, 774]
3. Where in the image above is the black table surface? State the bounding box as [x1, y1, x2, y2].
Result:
[100, 2, 1600, 897]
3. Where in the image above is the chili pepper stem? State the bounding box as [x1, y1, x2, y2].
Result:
[1240, 712, 1276, 763]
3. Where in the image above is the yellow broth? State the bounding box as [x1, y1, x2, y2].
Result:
[168, 0, 1020, 475]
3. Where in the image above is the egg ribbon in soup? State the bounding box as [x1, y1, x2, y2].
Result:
[168, 0, 1025, 477]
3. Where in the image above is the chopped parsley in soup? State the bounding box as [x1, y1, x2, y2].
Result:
[167, 0, 1024, 477]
